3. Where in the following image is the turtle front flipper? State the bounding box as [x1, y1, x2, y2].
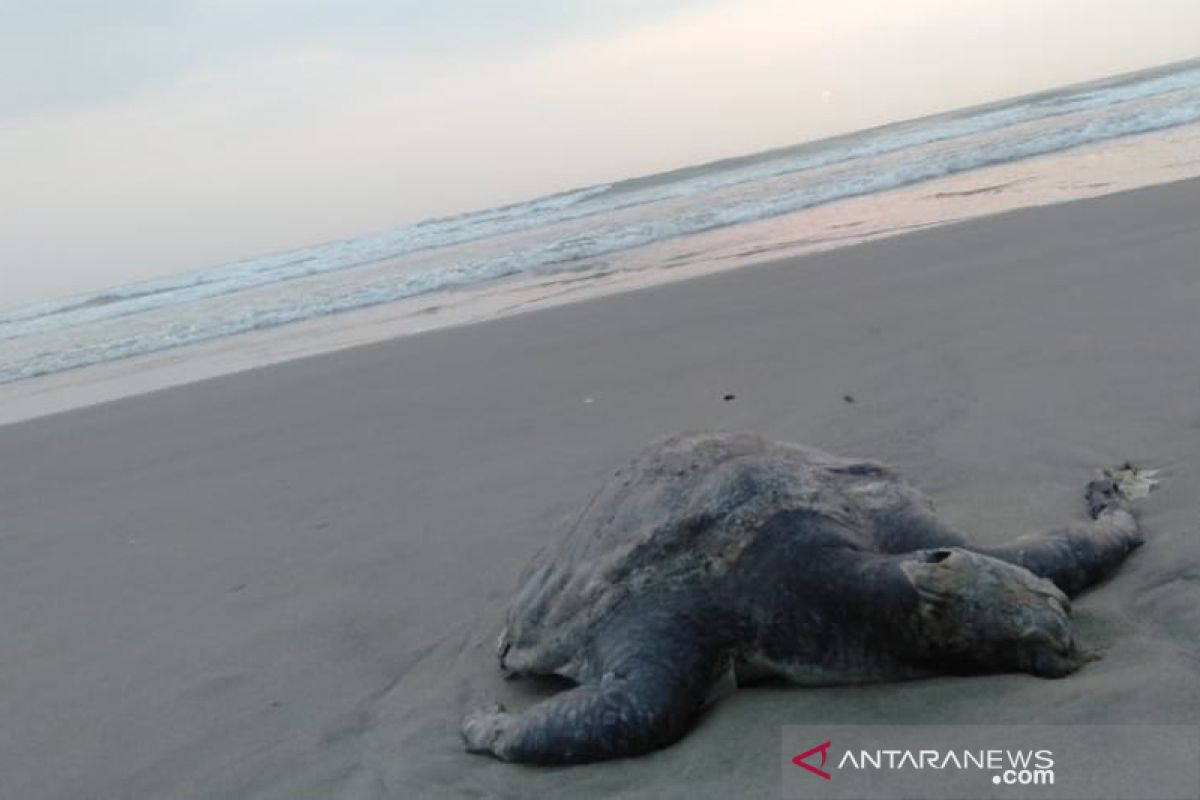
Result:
[978, 465, 1159, 597]
[1086, 464, 1160, 518]
[463, 617, 718, 764]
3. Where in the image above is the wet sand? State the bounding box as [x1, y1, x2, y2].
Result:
[1, 179, 1198, 798]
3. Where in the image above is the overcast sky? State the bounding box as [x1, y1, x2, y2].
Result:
[3, 0, 1198, 309]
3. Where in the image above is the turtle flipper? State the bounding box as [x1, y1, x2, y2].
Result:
[1086, 464, 1160, 518]
[982, 466, 1159, 596]
[463, 621, 716, 764]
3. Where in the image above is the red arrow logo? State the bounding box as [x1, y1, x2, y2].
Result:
[792, 740, 832, 780]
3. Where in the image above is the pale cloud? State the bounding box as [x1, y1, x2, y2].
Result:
[0, 0, 712, 119]
[2, 0, 1198, 308]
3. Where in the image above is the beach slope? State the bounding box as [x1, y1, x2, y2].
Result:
[1, 179, 1198, 798]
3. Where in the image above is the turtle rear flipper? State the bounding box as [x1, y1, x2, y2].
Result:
[463, 620, 716, 764]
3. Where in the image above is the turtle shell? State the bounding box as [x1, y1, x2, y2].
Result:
[499, 432, 892, 677]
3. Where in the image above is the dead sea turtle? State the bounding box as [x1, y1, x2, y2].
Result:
[463, 432, 1155, 764]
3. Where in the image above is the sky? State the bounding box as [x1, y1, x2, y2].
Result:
[2, 0, 1198, 309]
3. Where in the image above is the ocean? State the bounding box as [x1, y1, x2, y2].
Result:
[4, 59, 1200, 389]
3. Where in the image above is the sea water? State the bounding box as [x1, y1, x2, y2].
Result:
[3, 59, 1200, 393]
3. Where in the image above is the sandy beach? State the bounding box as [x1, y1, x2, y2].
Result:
[2, 178, 1198, 798]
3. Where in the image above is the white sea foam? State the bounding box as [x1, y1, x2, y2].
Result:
[3, 61, 1199, 385]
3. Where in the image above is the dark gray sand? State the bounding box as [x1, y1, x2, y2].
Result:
[2, 180, 1199, 798]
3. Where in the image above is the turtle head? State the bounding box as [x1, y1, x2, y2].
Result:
[900, 547, 1087, 678]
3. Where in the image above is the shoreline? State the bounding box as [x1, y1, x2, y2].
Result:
[3, 122, 1199, 429]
